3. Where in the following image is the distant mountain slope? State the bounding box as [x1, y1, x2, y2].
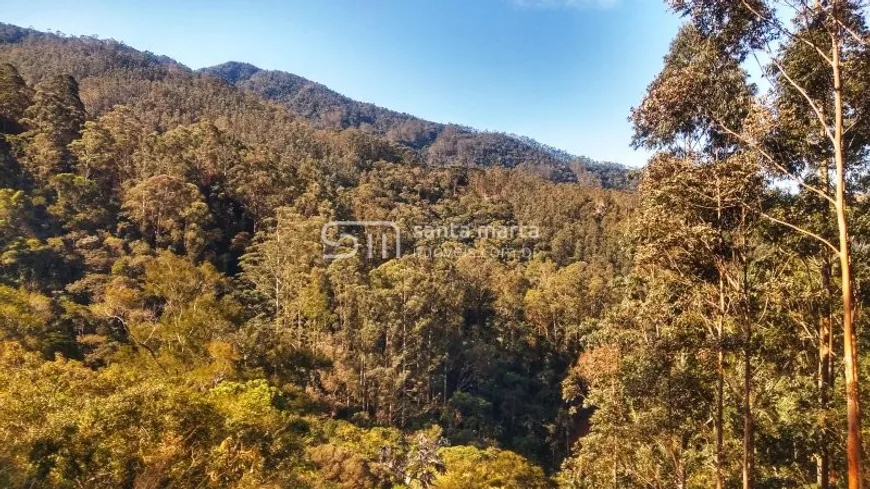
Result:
[0, 23, 635, 188]
[0, 23, 342, 157]
[200, 62, 406, 134]
[201, 62, 638, 189]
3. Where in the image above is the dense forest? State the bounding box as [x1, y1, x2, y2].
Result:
[1, 0, 870, 488]
[198, 61, 637, 188]
[0, 19, 633, 489]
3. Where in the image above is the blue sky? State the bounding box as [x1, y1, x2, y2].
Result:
[1, 0, 680, 167]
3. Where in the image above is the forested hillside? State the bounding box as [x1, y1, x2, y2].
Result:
[0, 23, 638, 189]
[3, 0, 870, 487]
[199, 61, 637, 188]
[0, 21, 635, 488]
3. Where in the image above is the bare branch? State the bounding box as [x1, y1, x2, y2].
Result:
[750, 205, 841, 254]
[834, 17, 870, 48]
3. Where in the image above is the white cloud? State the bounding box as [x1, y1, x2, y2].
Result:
[511, 0, 621, 9]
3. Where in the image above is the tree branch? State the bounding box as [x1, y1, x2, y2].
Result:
[743, 0, 835, 65]
[750, 205, 841, 255]
[761, 50, 837, 145]
[709, 115, 837, 206]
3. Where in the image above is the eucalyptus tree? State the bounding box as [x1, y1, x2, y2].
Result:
[630, 18, 763, 487]
[637, 1, 870, 486]
[20, 74, 85, 179]
[0, 63, 31, 134]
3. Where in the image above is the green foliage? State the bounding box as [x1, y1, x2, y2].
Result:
[200, 62, 632, 188]
[563, 2, 870, 488]
[122, 174, 211, 256]
[0, 63, 31, 134]
[434, 445, 552, 489]
[0, 26, 641, 488]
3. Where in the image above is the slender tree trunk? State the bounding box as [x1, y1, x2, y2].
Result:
[814, 103, 835, 489]
[386, 322, 393, 425]
[443, 356, 448, 406]
[819, 258, 834, 489]
[715, 182, 725, 489]
[740, 211, 754, 489]
[717, 274, 725, 489]
[400, 277, 408, 427]
[678, 438, 688, 489]
[832, 20, 864, 489]
[743, 320, 753, 489]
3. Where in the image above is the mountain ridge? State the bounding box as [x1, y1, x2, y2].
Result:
[0, 22, 636, 189]
[200, 61, 638, 189]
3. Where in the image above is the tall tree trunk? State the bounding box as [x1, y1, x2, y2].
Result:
[743, 320, 753, 489]
[832, 18, 864, 489]
[400, 277, 408, 428]
[716, 273, 725, 489]
[817, 150, 834, 489]
[819, 254, 834, 489]
[715, 181, 725, 489]
[740, 207, 753, 489]
[678, 436, 688, 489]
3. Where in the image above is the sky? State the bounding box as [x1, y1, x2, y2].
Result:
[0, 0, 681, 167]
